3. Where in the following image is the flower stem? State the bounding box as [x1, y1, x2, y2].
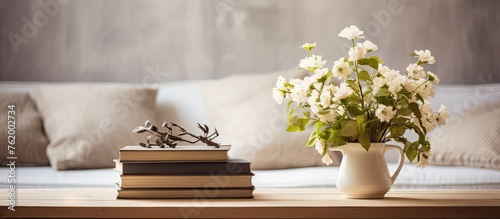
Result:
[352, 40, 365, 111]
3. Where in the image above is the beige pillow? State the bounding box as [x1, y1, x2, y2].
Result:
[201, 70, 341, 170]
[0, 92, 50, 166]
[32, 85, 157, 170]
[429, 101, 500, 170]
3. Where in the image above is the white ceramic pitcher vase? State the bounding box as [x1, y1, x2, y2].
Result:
[329, 143, 404, 199]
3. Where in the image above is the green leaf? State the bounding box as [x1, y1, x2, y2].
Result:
[356, 115, 365, 133]
[306, 132, 316, 147]
[303, 111, 311, 118]
[368, 58, 378, 70]
[408, 102, 422, 118]
[409, 52, 418, 57]
[357, 58, 369, 65]
[415, 93, 424, 103]
[288, 108, 295, 118]
[374, 95, 393, 106]
[345, 79, 358, 91]
[405, 142, 419, 162]
[347, 94, 361, 103]
[346, 105, 363, 117]
[397, 96, 409, 108]
[340, 120, 358, 137]
[359, 133, 371, 151]
[390, 126, 406, 137]
[377, 87, 392, 96]
[316, 121, 324, 133]
[286, 124, 299, 132]
[399, 107, 412, 116]
[295, 118, 309, 131]
[327, 129, 346, 147]
[356, 115, 371, 151]
[358, 70, 371, 81]
[368, 55, 383, 64]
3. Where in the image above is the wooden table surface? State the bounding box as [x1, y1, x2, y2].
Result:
[1, 188, 499, 218]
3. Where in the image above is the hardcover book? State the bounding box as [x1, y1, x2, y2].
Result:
[117, 187, 254, 199]
[119, 174, 254, 188]
[118, 145, 230, 162]
[114, 158, 251, 175]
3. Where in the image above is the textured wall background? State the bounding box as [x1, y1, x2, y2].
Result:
[1, 0, 499, 84]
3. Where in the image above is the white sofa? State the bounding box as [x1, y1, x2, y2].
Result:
[1, 76, 500, 189]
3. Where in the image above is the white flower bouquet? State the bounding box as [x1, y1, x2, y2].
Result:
[273, 25, 448, 168]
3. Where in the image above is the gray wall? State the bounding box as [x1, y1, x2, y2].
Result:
[1, 0, 499, 84]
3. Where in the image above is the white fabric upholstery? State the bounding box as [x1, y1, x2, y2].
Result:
[2, 165, 500, 189]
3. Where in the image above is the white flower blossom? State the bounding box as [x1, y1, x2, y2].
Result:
[372, 65, 401, 94]
[359, 40, 378, 52]
[322, 153, 334, 165]
[406, 63, 425, 79]
[422, 113, 438, 132]
[427, 71, 440, 84]
[383, 68, 400, 81]
[416, 151, 432, 168]
[301, 42, 317, 51]
[418, 103, 438, 132]
[315, 139, 325, 154]
[332, 58, 353, 80]
[387, 74, 404, 96]
[307, 89, 320, 107]
[415, 80, 435, 100]
[437, 105, 449, 125]
[310, 103, 322, 115]
[414, 49, 435, 64]
[290, 78, 312, 103]
[276, 75, 286, 89]
[338, 25, 365, 40]
[299, 55, 326, 70]
[272, 87, 285, 104]
[320, 89, 332, 108]
[372, 76, 385, 94]
[348, 45, 367, 62]
[272, 76, 288, 104]
[332, 83, 353, 102]
[378, 65, 391, 75]
[402, 77, 418, 92]
[313, 67, 329, 81]
[419, 102, 433, 116]
[375, 104, 396, 122]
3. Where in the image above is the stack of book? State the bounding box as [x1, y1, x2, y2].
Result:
[115, 145, 254, 199]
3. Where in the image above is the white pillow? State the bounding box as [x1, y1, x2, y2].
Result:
[32, 85, 157, 170]
[429, 101, 500, 170]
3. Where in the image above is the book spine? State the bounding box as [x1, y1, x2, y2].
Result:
[121, 162, 251, 175]
[120, 175, 253, 188]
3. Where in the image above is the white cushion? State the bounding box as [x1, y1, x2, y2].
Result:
[385, 83, 500, 163]
[2, 165, 500, 189]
